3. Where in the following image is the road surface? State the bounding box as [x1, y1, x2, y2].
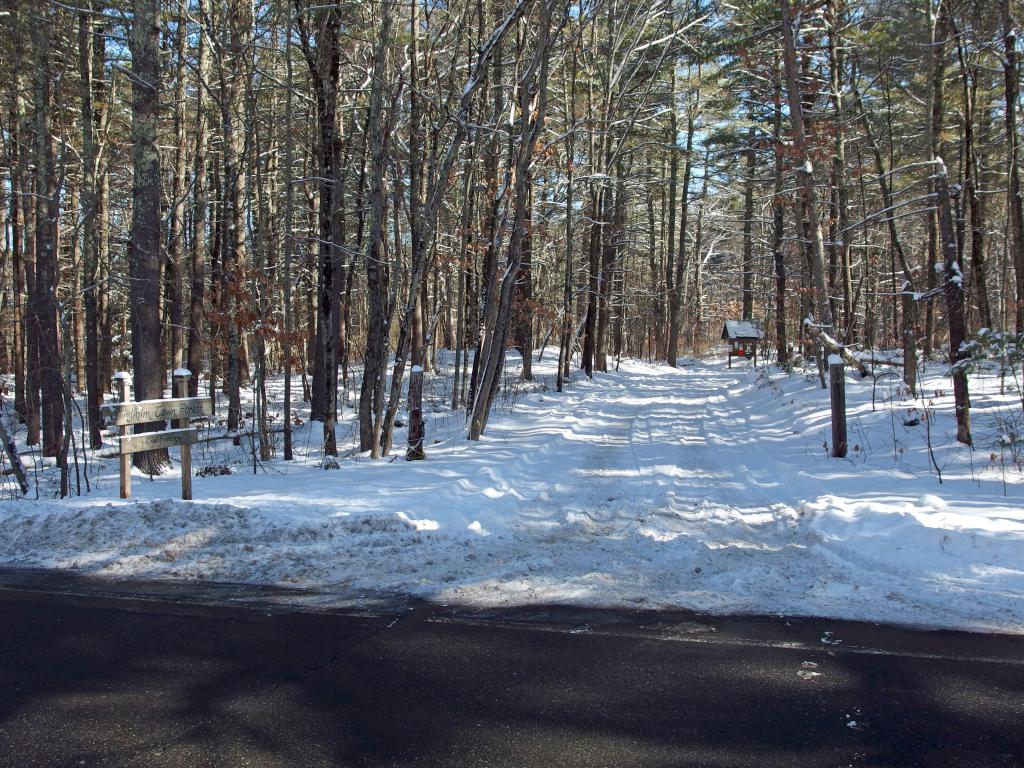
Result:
[0, 571, 1022, 767]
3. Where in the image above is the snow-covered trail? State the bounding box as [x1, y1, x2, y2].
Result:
[1, 357, 1022, 632]
[444, 361, 848, 614]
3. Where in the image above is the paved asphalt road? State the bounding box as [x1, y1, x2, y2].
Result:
[0, 571, 1022, 768]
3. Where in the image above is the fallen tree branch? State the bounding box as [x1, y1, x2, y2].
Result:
[803, 317, 870, 378]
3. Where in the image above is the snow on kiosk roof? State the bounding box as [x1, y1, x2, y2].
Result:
[722, 321, 763, 368]
[721, 320, 764, 341]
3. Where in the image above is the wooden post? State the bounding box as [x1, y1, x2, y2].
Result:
[173, 369, 193, 500]
[113, 372, 131, 498]
[829, 356, 848, 458]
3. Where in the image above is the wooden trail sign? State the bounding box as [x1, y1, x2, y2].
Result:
[110, 371, 204, 500]
[118, 427, 198, 456]
[102, 397, 212, 426]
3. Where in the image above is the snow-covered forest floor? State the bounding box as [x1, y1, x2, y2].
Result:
[1, 350, 1022, 633]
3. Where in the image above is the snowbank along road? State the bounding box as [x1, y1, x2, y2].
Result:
[0, 357, 1021, 633]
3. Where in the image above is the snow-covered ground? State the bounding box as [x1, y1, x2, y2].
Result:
[1, 352, 1022, 633]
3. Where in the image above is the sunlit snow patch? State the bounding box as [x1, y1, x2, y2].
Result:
[394, 511, 440, 531]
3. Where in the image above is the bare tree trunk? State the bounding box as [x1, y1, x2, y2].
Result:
[741, 121, 755, 321]
[208, 162, 223, 414]
[557, 42, 576, 392]
[381, 0, 530, 454]
[358, 0, 394, 457]
[1003, 0, 1024, 332]
[8, 76, 26, 429]
[663, 65, 679, 360]
[852, 79, 918, 392]
[956, 35, 992, 330]
[187, 0, 211, 398]
[611, 164, 626, 363]
[220, 0, 252, 434]
[936, 159, 971, 445]
[453, 138, 476, 408]
[282, 14, 296, 460]
[297, 5, 342, 438]
[581, 188, 601, 376]
[248, 41, 275, 463]
[469, 0, 557, 440]
[771, 77, 788, 364]
[68, 184, 85, 393]
[13, 18, 41, 449]
[166, 0, 189, 372]
[469, 0, 509, 409]
[691, 156, 709, 352]
[827, 2, 853, 339]
[923, 0, 948, 357]
[97, 129, 112, 397]
[781, 0, 833, 333]
[514, 183, 534, 381]
[596, 170, 616, 373]
[129, 0, 169, 474]
[667, 97, 694, 366]
[31, 15, 65, 476]
[0, 186, 8, 377]
[407, 0, 427, 461]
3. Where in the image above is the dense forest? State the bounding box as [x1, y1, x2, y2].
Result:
[1, 0, 1022, 491]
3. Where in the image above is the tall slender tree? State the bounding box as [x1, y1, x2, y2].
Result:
[128, 0, 169, 474]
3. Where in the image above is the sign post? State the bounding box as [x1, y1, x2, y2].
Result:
[104, 371, 209, 500]
[829, 356, 848, 458]
[174, 369, 193, 500]
[113, 372, 132, 499]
